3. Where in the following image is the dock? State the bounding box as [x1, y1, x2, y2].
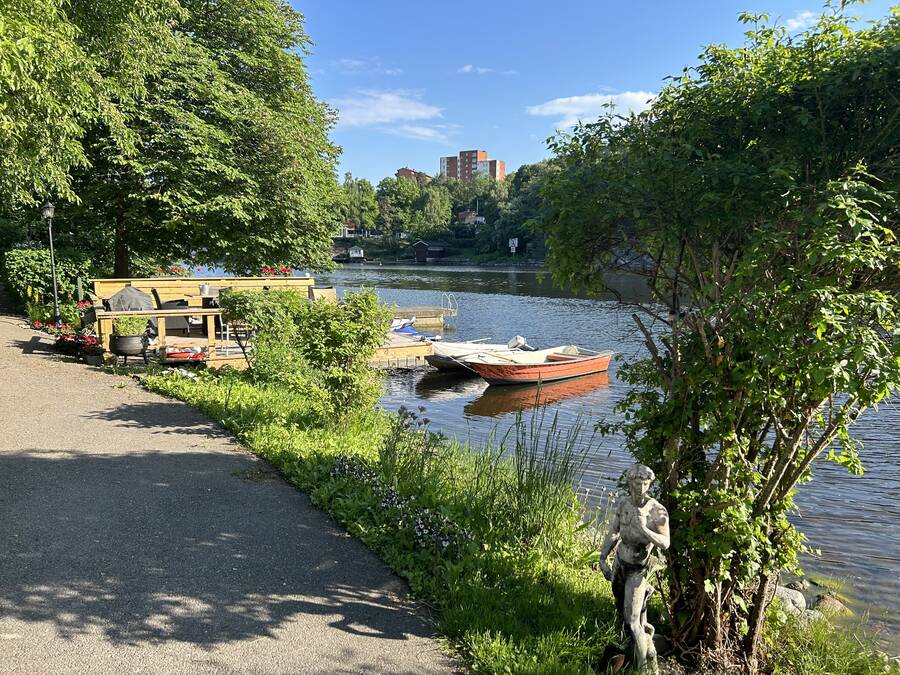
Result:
[371, 332, 433, 369]
[393, 292, 458, 329]
[393, 306, 457, 329]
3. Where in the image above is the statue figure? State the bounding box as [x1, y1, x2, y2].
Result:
[599, 463, 670, 673]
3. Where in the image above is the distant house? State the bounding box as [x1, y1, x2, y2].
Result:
[411, 240, 450, 264]
[349, 245, 364, 260]
[396, 167, 432, 184]
[457, 210, 485, 226]
[338, 223, 356, 238]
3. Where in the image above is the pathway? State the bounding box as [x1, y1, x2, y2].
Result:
[0, 315, 457, 674]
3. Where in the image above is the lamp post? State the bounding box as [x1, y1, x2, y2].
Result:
[40, 202, 61, 327]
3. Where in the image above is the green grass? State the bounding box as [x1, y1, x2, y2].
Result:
[141, 369, 895, 674]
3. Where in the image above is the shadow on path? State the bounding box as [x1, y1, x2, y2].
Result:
[83, 401, 235, 439]
[0, 449, 432, 650]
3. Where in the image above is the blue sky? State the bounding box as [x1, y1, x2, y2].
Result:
[293, 1, 895, 184]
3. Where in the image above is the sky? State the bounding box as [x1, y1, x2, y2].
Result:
[293, 0, 896, 184]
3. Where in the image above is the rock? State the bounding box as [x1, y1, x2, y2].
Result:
[775, 585, 808, 615]
[812, 592, 853, 616]
[804, 609, 825, 623]
[786, 579, 810, 592]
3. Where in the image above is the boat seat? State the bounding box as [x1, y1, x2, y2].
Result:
[547, 353, 579, 362]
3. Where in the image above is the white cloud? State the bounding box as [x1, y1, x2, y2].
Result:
[526, 90, 655, 128]
[333, 90, 442, 127]
[458, 64, 518, 76]
[785, 10, 817, 31]
[385, 125, 458, 143]
[335, 57, 403, 76]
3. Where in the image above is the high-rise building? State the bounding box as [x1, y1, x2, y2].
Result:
[439, 150, 505, 182]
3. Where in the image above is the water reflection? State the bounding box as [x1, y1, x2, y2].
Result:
[415, 370, 487, 401]
[465, 372, 611, 417]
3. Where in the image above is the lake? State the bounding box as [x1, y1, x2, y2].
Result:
[318, 264, 900, 645]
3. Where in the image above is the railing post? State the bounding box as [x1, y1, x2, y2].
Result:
[205, 314, 216, 362]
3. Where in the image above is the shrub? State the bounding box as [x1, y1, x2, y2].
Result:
[1, 248, 93, 308]
[294, 290, 392, 416]
[219, 288, 391, 420]
[113, 316, 149, 336]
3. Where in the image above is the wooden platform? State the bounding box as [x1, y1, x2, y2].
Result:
[393, 306, 457, 329]
[371, 332, 433, 369]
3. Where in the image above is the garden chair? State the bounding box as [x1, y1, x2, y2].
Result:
[150, 288, 190, 336]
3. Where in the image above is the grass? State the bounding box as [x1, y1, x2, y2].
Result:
[141, 368, 897, 674]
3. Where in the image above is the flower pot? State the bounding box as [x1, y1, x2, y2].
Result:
[110, 334, 147, 357]
[82, 351, 104, 366]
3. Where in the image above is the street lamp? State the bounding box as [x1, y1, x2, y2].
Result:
[40, 201, 62, 327]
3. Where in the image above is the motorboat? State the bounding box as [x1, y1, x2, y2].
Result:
[425, 336, 530, 371]
[460, 346, 613, 385]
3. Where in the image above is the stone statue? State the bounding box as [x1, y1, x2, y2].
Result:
[598, 463, 670, 673]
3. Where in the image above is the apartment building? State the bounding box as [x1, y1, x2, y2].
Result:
[439, 150, 506, 182]
[395, 167, 431, 183]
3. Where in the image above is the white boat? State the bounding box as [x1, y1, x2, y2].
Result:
[425, 336, 530, 371]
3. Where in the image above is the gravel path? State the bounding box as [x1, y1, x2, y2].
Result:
[0, 316, 457, 674]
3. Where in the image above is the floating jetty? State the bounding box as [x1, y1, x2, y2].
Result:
[393, 292, 458, 329]
[371, 332, 433, 369]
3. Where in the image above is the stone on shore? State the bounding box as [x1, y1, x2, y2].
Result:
[775, 585, 808, 614]
[812, 591, 853, 616]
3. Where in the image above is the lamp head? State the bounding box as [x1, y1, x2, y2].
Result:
[40, 202, 55, 221]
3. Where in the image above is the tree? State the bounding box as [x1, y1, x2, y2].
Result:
[540, 6, 899, 672]
[60, 0, 341, 276]
[0, 0, 178, 207]
[340, 173, 377, 235]
[409, 184, 452, 237]
[481, 161, 555, 253]
[375, 176, 420, 238]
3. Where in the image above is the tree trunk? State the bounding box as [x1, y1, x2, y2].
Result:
[113, 215, 129, 278]
[742, 571, 775, 674]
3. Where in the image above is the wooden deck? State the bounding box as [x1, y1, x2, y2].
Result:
[371, 332, 433, 369]
[91, 276, 315, 306]
[393, 306, 457, 329]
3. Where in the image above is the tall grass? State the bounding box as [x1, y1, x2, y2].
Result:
[141, 369, 895, 674]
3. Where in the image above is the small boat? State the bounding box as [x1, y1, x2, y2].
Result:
[461, 346, 613, 385]
[425, 336, 530, 371]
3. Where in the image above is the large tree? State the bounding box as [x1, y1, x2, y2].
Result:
[409, 184, 452, 238]
[375, 176, 420, 238]
[340, 172, 378, 235]
[540, 6, 899, 672]
[0, 0, 177, 207]
[58, 0, 341, 276]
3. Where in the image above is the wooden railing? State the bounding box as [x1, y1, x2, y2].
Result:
[94, 307, 227, 362]
[90, 276, 315, 306]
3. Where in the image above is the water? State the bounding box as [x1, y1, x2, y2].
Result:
[318, 264, 900, 645]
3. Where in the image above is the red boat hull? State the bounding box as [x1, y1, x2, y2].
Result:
[468, 351, 612, 385]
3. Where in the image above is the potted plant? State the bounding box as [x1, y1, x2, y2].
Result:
[110, 316, 149, 358]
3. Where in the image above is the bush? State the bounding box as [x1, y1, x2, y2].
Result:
[1, 248, 93, 308]
[218, 287, 392, 421]
[113, 316, 149, 336]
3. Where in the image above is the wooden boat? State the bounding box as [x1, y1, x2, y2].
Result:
[461, 346, 613, 385]
[425, 336, 529, 371]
